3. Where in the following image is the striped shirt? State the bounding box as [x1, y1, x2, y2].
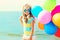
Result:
[23, 17, 34, 36]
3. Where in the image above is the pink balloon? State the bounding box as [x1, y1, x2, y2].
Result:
[38, 10, 51, 24]
[51, 5, 60, 16]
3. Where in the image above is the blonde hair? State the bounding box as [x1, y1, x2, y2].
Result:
[22, 4, 33, 23]
[22, 4, 31, 15]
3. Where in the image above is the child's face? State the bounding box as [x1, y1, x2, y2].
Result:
[25, 12, 29, 16]
[23, 5, 31, 16]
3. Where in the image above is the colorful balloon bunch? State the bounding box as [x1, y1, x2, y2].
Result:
[31, 5, 60, 38]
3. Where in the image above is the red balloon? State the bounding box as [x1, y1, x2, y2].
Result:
[55, 28, 60, 37]
[51, 5, 60, 17]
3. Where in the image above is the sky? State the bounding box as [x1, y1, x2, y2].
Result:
[0, 0, 59, 11]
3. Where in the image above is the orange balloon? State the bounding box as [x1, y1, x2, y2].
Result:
[52, 13, 60, 28]
[38, 22, 44, 30]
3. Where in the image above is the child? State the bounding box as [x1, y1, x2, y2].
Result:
[20, 4, 35, 40]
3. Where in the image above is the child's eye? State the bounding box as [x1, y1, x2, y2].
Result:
[24, 9, 27, 12]
[28, 9, 31, 12]
[24, 8, 31, 13]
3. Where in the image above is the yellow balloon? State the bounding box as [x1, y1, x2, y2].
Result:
[52, 13, 60, 28]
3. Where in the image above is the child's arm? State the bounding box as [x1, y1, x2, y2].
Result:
[30, 20, 35, 40]
[20, 16, 23, 25]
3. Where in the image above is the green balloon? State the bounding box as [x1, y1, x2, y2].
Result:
[43, 0, 56, 11]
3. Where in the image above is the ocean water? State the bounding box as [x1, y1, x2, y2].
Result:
[0, 11, 60, 40]
[0, 12, 22, 34]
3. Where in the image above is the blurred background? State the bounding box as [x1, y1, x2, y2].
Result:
[0, 0, 60, 40]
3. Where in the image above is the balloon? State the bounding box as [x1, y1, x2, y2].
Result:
[52, 13, 60, 28]
[38, 10, 51, 24]
[38, 22, 44, 30]
[43, 0, 56, 11]
[31, 6, 43, 17]
[51, 5, 60, 16]
[44, 21, 57, 35]
[55, 28, 60, 37]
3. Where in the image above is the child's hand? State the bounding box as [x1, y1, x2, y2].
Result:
[20, 16, 22, 19]
[20, 16, 23, 25]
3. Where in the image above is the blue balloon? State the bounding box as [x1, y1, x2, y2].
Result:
[44, 21, 57, 35]
[31, 6, 43, 17]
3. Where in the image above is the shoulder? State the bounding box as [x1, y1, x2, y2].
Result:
[31, 17, 35, 23]
[31, 17, 34, 20]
